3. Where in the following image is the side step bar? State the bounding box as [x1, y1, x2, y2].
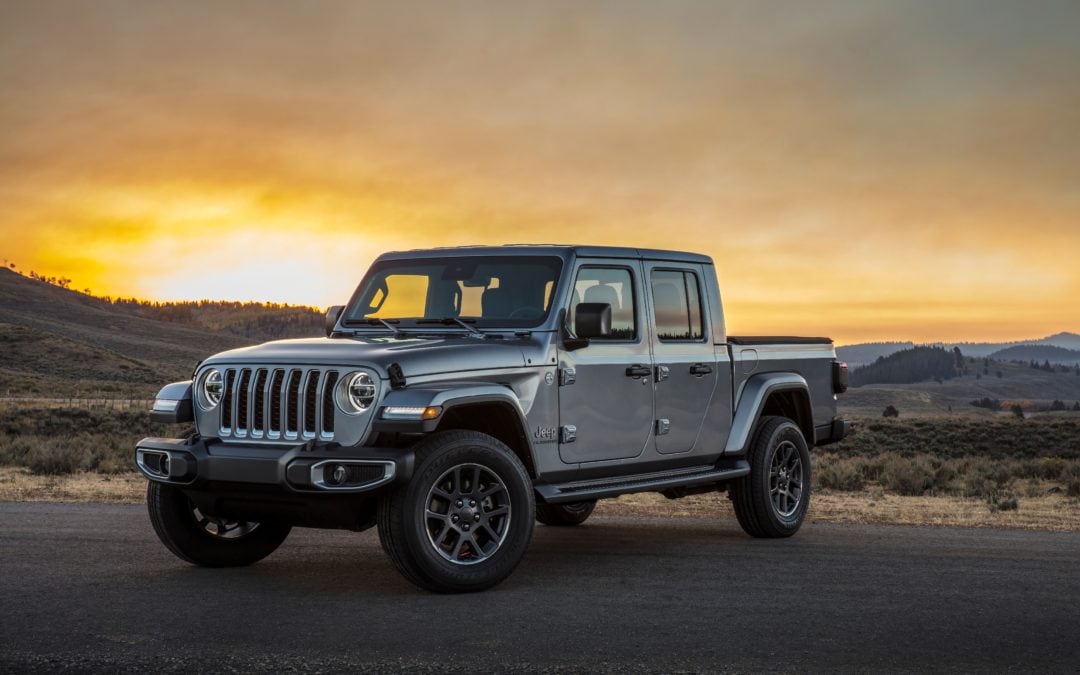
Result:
[535, 459, 750, 504]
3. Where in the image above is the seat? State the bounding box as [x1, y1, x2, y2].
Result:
[481, 287, 513, 318]
[652, 281, 687, 337]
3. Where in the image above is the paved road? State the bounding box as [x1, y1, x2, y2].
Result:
[1, 503, 1079, 673]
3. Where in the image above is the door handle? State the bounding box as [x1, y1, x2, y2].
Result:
[689, 363, 713, 376]
[625, 365, 651, 378]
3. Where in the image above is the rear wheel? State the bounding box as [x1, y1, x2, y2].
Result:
[730, 416, 811, 538]
[378, 430, 535, 593]
[536, 500, 596, 526]
[146, 482, 291, 567]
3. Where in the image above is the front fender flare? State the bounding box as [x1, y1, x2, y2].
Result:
[372, 383, 529, 435]
[150, 380, 194, 424]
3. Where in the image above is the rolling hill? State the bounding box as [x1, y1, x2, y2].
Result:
[838, 332, 1080, 367]
[988, 344, 1080, 365]
[849, 346, 961, 387]
[0, 269, 254, 397]
[841, 360, 1080, 417]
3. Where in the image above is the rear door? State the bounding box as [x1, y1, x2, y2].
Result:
[645, 262, 718, 454]
[557, 261, 654, 464]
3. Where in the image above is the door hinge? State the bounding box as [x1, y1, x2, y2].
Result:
[656, 418, 670, 435]
[560, 425, 577, 444]
[559, 367, 576, 386]
[655, 365, 670, 382]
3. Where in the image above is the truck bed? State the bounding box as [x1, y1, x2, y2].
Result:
[727, 336, 840, 446]
[727, 336, 833, 345]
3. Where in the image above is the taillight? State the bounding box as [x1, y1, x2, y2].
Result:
[832, 361, 849, 394]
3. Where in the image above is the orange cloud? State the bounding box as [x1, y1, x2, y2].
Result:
[1, 1, 1078, 344]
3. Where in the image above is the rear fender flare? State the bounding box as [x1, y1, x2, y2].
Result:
[725, 373, 812, 454]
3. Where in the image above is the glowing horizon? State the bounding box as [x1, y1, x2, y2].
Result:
[2, 1, 1079, 346]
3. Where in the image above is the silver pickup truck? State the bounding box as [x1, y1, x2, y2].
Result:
[137, 245, 848, 592]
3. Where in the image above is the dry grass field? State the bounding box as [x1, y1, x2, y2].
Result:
[3, 468, 1078, 532]
[597, 490, 1080, 532]
[2, 396, 1079, 532]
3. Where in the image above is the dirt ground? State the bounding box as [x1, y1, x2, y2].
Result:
[2, 468, 1078, 532]
[597, 490, 1080, 533]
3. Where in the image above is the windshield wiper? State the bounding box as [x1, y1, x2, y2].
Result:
[355, 317, 402, 336]
[416, 317, 484, 337]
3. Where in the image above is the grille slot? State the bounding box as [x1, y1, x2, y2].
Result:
[221, 370, 236, 429]
[303, 372, 319, 434]
[235, 370, 251, 431]
[252, 369, 268, 431]
[286, 370, 301, 434]
[322, 371, 339, 434]
[218, 366, 340, 441]
[268, 369, 284, 432]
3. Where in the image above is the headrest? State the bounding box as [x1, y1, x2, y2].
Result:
[583, 284, 619, 309]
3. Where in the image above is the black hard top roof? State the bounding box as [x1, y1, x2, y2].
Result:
[378, 244, 712, 265]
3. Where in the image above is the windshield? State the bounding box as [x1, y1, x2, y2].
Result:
[343, 256, 563, 329]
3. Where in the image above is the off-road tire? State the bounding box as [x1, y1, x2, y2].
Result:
[730, 416, 811, 538]
[536, 500, 597, 526]
[147, 481, 291, 567]
[377, 430, 535, 593]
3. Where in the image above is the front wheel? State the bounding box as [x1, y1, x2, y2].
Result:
[730, 416, 811, 538]
[377, 431, 535, 593]
[146, 482, 291, 567]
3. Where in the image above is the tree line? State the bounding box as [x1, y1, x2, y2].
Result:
[850, 346, 963, 387]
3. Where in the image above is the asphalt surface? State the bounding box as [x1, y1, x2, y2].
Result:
[1, 503, 1079, 673]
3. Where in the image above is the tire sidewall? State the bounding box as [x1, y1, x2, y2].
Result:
[754, 420, 811, 533]
[399, 434, 534, 589]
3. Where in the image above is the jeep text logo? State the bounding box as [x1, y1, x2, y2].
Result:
[534, 426, 557, 442]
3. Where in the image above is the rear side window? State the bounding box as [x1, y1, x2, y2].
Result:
[651, 270, 704, 341]
[569, 267, 636, 340]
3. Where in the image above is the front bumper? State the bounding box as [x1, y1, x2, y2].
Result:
[135, 436, 414, 494]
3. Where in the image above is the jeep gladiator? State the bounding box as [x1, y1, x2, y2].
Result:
[137, 245, 849, 592]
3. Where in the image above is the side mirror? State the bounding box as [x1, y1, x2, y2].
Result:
[325, 305, 345, 337]
[575, 303, 611, 340]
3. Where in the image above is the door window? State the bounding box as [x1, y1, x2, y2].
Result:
[651, 270, 705, 341]
[569, 267, 636, 340]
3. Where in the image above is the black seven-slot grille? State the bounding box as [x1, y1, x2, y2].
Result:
[219, 367, 340, 441]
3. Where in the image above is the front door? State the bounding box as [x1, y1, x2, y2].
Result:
[645, 263, 718, 454]
[557, 261, 654, 464]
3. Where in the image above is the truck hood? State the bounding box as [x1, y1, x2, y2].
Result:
[202, 334, 537, 379]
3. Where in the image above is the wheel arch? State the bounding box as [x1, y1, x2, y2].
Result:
[374, 385, 537, 479]
[725, 373, 814, 454]
[434, 400, 537, 479]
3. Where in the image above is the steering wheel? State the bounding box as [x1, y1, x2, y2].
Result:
[508, 306, 543, 320]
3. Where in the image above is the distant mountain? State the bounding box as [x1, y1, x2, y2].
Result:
[938, 332, 1080, 359]
[839, 332, 1080, 365]
[1041, 332, 1080, 351]
[836, 342, 914, 368]
[989, 345, 1080, 365]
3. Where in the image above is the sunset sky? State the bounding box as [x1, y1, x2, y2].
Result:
[1, 1, 1078, 345]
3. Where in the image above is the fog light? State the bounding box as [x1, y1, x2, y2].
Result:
[329, 464, 348, 486]
[160, 454, 171, 477]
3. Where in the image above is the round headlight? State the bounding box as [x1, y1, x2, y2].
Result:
[199, 369, 224, 409]
[337, 372, 376, 414]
